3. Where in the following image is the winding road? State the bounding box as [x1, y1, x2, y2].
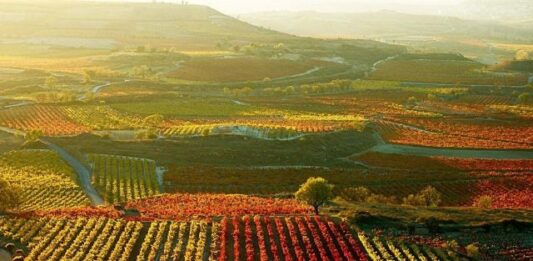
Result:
[0, 127, 104, 206]
[41, 139, 104, 205]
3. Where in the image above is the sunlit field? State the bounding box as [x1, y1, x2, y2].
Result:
[0, 1, 532, 260]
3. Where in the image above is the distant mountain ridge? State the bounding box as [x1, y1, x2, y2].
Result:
[239, 10, 533, 42]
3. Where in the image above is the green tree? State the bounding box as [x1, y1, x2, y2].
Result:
[515, 49, 530, 61]
[143, 114, 164, 128]
[419, 186, 442, 207]
[465, 243, 480, 259]
[24, 130, 43, 144]
[295, 177, 334, 214]
[82, 72, 92, 84]
[403, 186, 441, 207]
[45, 75, 58, 89]
[341, 187, 370, 202]
[473, 195, 492, 209]
[0, 179, 19, 213]
[518, 92, 530, 104]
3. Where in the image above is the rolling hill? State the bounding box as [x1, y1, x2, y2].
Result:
[0, 1, 293, 51]
[239, 10, 532, 42]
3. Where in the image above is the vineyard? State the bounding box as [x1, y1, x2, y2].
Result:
[368, 58, 529, 86]
[0, 2, 531, 260]
[87, 154, 161, 204]
[166, 57, 325, 82]
[375, 120, 532, 149]
[61, 105, 145, 130]
[0, 105, 89, 136]
[0, 214, 474, 261]
[0, 150, 90, 212]
[126, 193, 312, 220]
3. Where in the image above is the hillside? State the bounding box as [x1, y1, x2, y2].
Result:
[239, 10, 532, 41]
[0, 1, 293, 51]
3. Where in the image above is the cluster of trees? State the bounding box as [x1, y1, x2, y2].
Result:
[84, 68, 123, 80]
[34, 91, 77, 103]
[131, 65, 158, 80]
[262, 79, 352, 96]
[295, 178, 443, 215]
[515, 50, 530, 61]
[136, 114, 164, 139]
[341, 186, 442, 207]
[223, 87, 253, 97]
[0, 179, 19, 213]
[218, 42, 289, 57]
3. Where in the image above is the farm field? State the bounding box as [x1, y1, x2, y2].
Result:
[0, 1, 532, 261]
[167, 57, 329, 82]
[368, 54, 530, 86]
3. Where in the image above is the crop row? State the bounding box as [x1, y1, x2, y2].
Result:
[218, 215, 368, 261]
[0, 216, 471, 261]
[88, 154, 160, 204]
[0, 105, 89, 135]
[0, 150, 90, 212]
[126, 193, 311, 221]
[376, 121, 530, 149]
[358, 232, 455, 261]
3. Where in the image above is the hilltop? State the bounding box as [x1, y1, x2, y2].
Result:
[0, 1, 293, 51]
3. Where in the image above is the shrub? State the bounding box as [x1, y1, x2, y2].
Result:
[465, 243, 480, 259]
[341, 187, 371, 202]
[473, 196, 493, 209]
[403, 186, 441, 207]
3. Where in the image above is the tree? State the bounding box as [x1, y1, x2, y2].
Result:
[473, 196, 492, 209]
[82, 72, 92, 84]
[24, 130, 43, 144]
[341, 187, 370, 202]
[45, 75, 58, 89]
[518, 92, 530, 104]
[515, 49, 530, 61]
[419, 186, 442, 207]
[295, 177, 334, 214]
[0, 179, 19, 213]
[403, 186, 441, 207]
[143, 114, 164, 128]
[465, 243, 480, 259]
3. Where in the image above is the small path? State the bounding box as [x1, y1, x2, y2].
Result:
[3, 101, 34, 109]
[231, 99, 249, 106]
[272, 66, 321, 81]
[77, 79, 133, 101]
[41, 139, 105, 206]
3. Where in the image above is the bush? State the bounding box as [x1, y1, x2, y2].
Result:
[340, 187, 397, 204]
[365, 194, 397, 204]
[340, 187, 371, 202]
[403, 186, 441, 207]
[0, 179, 20, 212]
[465, 243, 480, 259]
[473, 196, 493, 209]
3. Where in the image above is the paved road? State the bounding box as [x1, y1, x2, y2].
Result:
[41, 139, 105, 206]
